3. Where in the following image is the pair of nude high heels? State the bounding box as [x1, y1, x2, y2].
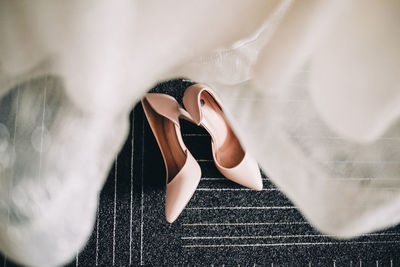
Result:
[141, 84, 262, 223]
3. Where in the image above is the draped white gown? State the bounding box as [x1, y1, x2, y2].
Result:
[0, 1, 399, 266]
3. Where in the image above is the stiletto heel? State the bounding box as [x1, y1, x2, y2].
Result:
[141, 93, 201, 222]
[183, 84, 262, 190]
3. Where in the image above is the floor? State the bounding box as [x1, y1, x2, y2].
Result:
[2, 79, 400, 266]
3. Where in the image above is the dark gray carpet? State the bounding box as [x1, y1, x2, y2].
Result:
[2, 79, 400, 266]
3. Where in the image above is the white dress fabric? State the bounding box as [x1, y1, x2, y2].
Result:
[0, 0, 399, 266]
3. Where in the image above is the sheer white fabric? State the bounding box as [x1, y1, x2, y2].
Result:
[0, 0, 399, 266]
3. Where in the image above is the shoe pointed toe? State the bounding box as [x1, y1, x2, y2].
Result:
[215, 152, 263, 191]
[245, 167, 263, 191]
[241, 156, 263, 191]
[165, 152, 201, 223]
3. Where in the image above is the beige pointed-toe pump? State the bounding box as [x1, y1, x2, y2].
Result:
[141, 93, 201, 223]
[183, 84, 262, 191]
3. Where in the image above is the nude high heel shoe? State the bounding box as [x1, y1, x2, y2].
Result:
[183, 84, 263, 191]
[141, 93, 201, 223]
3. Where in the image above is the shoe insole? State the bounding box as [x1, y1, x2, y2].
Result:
[199, 92, 245, 168]
[142, 98, 186, 183]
